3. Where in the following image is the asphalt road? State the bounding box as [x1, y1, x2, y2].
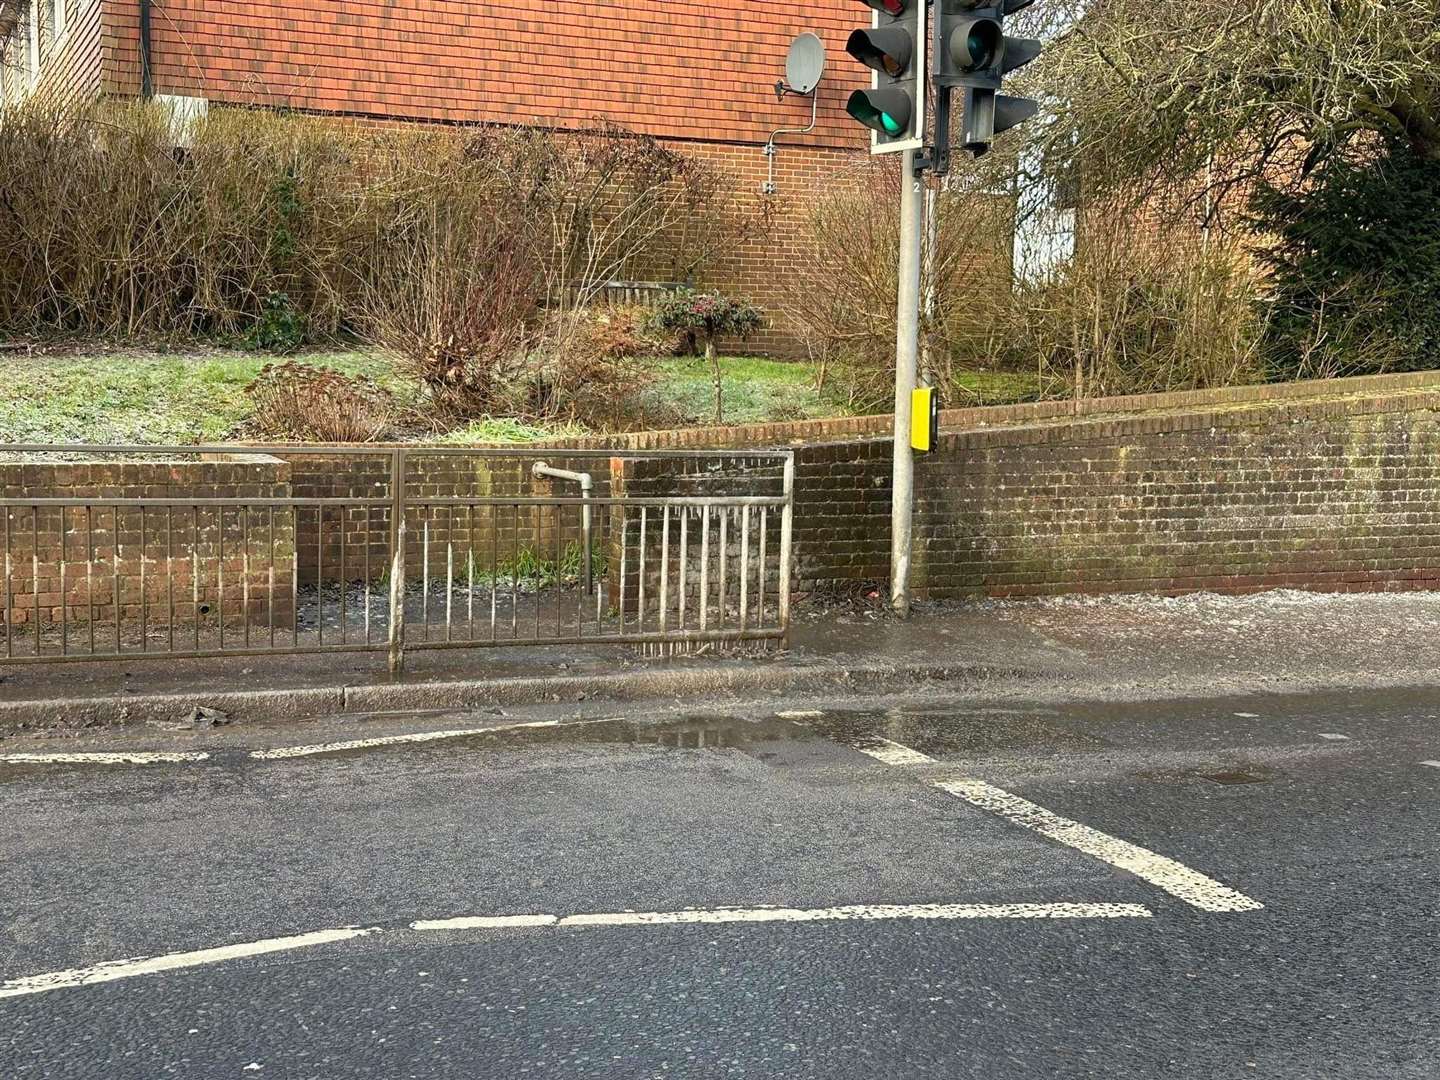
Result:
[2, 686, 1438, 1078]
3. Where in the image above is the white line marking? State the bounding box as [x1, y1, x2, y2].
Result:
[0, 751, 210, 766]
[249, 718, 620, 760]
[0, 927, 377, 1000]
[937, 779, 1264, 913]
[412, 902, 1151, 933]
[854, 739, 937, 767]
[1420, 761, 1440, 770]
[554, 902, 1150, 926]
[776, 710, 825, 720]
[411, 915, 559, 931]
[1318, 734, 1350, 741]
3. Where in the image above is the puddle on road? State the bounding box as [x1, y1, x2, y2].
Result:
[806, 707, 1108, 760]
[337, 715, 821, 760]
[1132, 763, 1281, 786]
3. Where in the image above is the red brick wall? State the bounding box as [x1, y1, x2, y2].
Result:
[1, 456, 296, 632]
[132, 3, 874, 351]
[139, 1, 866, 150]
[786, 380, 1440, 599]
[10, 4, 878, 352]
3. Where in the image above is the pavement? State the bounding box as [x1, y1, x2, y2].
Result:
[2, 678, 1439, 1077]
[4, 589, 1440, 738]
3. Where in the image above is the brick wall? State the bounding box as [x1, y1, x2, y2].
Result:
[0, 456, 296, 630]
[498, 371, 1440, 600]
[279, 450, 609, 586]
[787, 379, 1440, 598]
[136, 1, 866, 149]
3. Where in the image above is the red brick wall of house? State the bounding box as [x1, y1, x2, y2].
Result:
[132, 1, 867, 151]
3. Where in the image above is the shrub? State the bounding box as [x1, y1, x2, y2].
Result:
[1251, 141, 1440, 380]
[244, 362, 396, 442]
[241, 292, 309, 354]
[0, 103, 738, 392]
[995, 227, 1266, 400]
[779, 155, 1265, 408]
[776, 158, 1013, 413]
[646, 289, 763, 423]
[570, 305, 682, 360]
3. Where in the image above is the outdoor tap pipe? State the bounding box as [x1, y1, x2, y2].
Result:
[532, 462, 594, 595]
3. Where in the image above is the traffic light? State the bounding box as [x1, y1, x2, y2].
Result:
[845, 0, 927, 154]
[933, 0, 1041, 154]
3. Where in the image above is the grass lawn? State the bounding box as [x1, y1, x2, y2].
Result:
[0, 346, 1042, 445]
[0, 348, 410, 445]
[645, 355, 842, 427]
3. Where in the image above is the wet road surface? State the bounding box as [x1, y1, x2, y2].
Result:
[2, 687, 1437, 1077]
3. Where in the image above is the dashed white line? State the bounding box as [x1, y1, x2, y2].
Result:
[249, 717, 620, 760]
[776, 710, 826, 720]
[1318, 734, 1350, 742]
[854, 739, 937, 767]
[553, 902, 1149, 927]
[1420, 761, 1440, 770]
[413, 901, 1151, 932]
[0, 897, 1155, 1002]
[937, 779, 1264, 913]
[411, 914, 559, 931]
[0, 927, 378, 1000]
[0, 751, 211, 766]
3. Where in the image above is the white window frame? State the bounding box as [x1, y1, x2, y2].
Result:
[26, 1, 41, 85]
[50, 0, 66, 50]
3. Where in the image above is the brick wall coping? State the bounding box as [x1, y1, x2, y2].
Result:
[235, 368, 1440, 456]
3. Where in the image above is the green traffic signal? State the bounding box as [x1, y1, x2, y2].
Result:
[846, 89, 913, 137]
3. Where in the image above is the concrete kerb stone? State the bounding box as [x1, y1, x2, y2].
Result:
[0, 661, 1019, 735]
[0, 686, 345, 733]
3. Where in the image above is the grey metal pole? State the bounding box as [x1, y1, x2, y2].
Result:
[891, 148, 924, 617]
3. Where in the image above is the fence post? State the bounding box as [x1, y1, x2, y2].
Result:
[387, 449, 407, 676]
[778, 452, 795, 650]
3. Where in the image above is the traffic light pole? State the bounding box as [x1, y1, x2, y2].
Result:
[891, 147, 925, 618]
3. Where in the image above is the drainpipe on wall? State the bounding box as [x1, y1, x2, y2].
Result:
[139, 0, 153, 98]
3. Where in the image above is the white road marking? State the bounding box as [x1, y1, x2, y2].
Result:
[0, 927, 378, 1000]
[1318, 734, 1350, 741]
[412, 914, 560, 931]
[0, 751, 210, 766]
[413, 902, 1151, 933]
[249, 717, 620, 760]
[854, 739, 937, 767]
[937, 779, 1264, 913]
[776, 710, 826, 720]
[555, 902, 1149, 926]
[1420, 761, 1440, 770]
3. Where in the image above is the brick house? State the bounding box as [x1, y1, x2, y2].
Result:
[0, 0, 881, 352]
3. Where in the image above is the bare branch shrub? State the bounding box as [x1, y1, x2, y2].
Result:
[244, 362, 396, 442]
[999, 229, 1268, 400]
[777, 157, 1013, 413]
[780, 155, 1265, 407]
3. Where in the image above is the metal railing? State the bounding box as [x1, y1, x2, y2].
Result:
[0, 445, 794, 672]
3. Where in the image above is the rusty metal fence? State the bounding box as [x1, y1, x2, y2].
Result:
[0, 445, 794, 671]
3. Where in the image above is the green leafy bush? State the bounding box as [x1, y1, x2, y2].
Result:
[242, 292, 309, 354]
[1251, 142, 1440, 380]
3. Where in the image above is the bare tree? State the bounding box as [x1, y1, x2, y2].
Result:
[1029, 0, 1440, 209]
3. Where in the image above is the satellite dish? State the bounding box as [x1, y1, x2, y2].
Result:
[784, 33, 826, 95]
